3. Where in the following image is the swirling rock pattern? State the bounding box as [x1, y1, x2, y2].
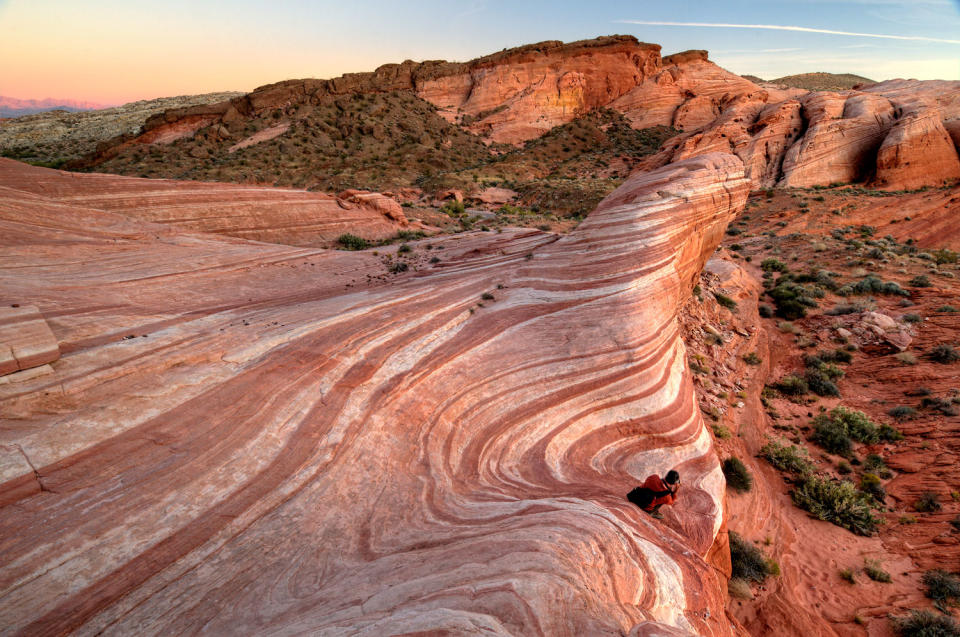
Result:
[0, 153, 748, 635]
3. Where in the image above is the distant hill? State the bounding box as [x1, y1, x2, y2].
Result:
[741, 74, 765, 84]
[0, 92, 243, 166]
[764, 72, 875, 91]
[0, 95, 111, 117]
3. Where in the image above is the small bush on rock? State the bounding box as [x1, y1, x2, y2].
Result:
[723, 457, 753, 493]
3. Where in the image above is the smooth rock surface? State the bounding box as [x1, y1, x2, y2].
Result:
[0, 154, 749, 635]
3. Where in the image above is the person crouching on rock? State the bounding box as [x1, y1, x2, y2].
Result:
[626, 470, 680, 519]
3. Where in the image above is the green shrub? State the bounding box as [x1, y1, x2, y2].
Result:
[860, 473, 886, 502]
[932, 248, 959, 265]
[864, 558, 892, 582]
[839, 567, 856, 583]
[396, 230, 426, 240]
[388, 261, 409, 274]
[923, 570, 960, 610]
[723, 457, 753, 493]
[761, 440, 815, 476]
[715, 293, 738, 311]
[337, 233, 369, 250]
[761, 258, 788, 272]
[892, 609, 960, 636]
[743, 352, 762, 366]
[938, 305, 958, 313]
[441, 200, 465, 215]
[879, 423, 905, 441]
[916, 492, 942, 513]
[775, 375, 808, 396]
[791, 476, 881, 535]
[910, 274, 932, 288]
[889, 405, 918, 420]
[806, 369, 840, 397]
[812, 407, 880, 455]
[729, 531, 776, 582]
[930, 344, 960, 364]
[758, 303, 774, 318]
[895, 352, 918, 365]
[903, 313, 923, 323]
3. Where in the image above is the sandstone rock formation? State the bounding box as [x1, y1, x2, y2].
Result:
[0, 306, 59, 378]
[0, 153, 749, 635]
[646, 79, 960, 191]
[0, 159, 413, 247]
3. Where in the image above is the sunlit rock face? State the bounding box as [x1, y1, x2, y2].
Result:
[645, 79, 960, 191]
[0, 153, 748, 636]
[0, 159, 413, 247]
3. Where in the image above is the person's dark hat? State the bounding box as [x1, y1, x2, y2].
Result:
[665, 470, 680, 484]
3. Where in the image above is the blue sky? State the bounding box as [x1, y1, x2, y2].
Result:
[1, 0, 958, 103]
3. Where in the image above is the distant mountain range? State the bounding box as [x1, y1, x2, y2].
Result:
[744, 72, 875, 91]
[0, 95, 112, 118]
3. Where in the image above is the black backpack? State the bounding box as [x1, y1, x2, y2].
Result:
[626, 485, 672, 509]
[626, 486, 655, 509]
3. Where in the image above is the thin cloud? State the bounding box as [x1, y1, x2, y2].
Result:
[615, 20, 960, 45]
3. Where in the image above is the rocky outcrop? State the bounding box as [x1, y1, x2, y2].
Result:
[0, 153, 749, 635]
[874, 100, 960, 190]
[647, 78, 960, 191]
[0, 92, 242, 163]
[0, 306, 59, 378]
[0, 159, 412, 247]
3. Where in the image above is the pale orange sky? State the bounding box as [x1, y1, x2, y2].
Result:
[2, 0, 958, 105]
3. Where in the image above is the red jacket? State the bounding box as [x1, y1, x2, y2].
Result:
[641, 474, 677, 510]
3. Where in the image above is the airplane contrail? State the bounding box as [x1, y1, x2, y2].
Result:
[615, 20, 960, 45]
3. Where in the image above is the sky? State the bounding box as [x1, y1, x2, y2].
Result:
[1, 0, 958, 105]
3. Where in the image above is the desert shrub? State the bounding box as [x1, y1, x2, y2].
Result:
[839, 567, 856, 583]
[930, 344, 960, 364]
[879, 423, 905, 441]
[758, 303, 774, 318]
[840, 275, 910, 297]
[767, 281, 815, 319]
[791, 476, 881, 535]
[910, 274, 932, 288]
[805, 369, 841, 397]
[812, 407, 879, 455]
[712, 424, 732, 439]
[892, 609, 960, 636]
[715, 293, 738, 311]
[864, 558, 892, 582]
[924, 570, 960, 610]
[761, 258, 788, 272]
[728, 578, 754, 600]
[778, 321, 799, 334]
[889, 405, 918, 420]
[860, 473, 886, 502]
[441, 200, 465, 215]
[761, 440, 815, 475]
[916, 492, 942, 513]
[932, 248, 959, 265]
[895, 352, 918, 366]
[397, 243, 412, 254]
[774, 375, 808, 396]
[837, 460, 852, 474]
[819, 348, 853, 364]
[864, 453, 890, 476]
[922, 397, 959, 417]
[903, 313, 923, 323]
[388, 261, 409, 274]
[938, 305, 959, 313]
[729, 531, 776, 583]
[743, 352, 762, 366]
[723, 457, 753, 493]
[396, 230, 426, 240]
[337, 233, 369, 250]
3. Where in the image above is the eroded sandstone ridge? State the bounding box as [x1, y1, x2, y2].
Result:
[0, 159, 413, 247]
[0, 153, 748, 635]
